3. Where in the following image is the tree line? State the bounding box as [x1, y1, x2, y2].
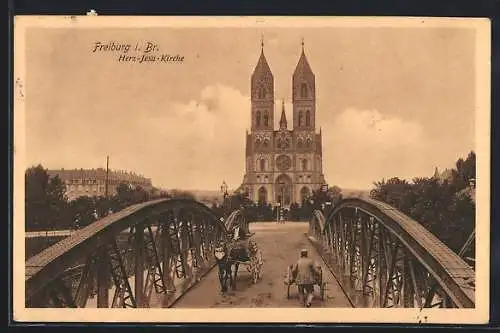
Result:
[369, 151, 476, 258]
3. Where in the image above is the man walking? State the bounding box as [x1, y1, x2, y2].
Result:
[290, 249, 319, 307]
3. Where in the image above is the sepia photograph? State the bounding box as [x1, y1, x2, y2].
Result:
[13, 16, 490, 324]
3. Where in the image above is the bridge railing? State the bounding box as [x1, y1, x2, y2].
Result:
[25, 198, 235, 308]
[308, 197, 475, 308]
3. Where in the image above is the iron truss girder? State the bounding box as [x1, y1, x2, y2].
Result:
[309, 199, 475, 309]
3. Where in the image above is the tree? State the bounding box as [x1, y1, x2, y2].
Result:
[451, 151, 476, 191]
[326, 185, 343, 205]
[25, 165, 68, 231]
[93, 195, 113, 218]
[369, 152, 476, 256]
[67, 196, 96, 229]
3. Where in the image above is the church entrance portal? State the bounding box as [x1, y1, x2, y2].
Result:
[275, 174, 293, 207]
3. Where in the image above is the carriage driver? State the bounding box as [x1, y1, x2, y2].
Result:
[290, 249, 320, 307]
[232, 221, 254, 261]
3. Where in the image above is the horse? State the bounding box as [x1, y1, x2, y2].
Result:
[214, 238, 263, 293]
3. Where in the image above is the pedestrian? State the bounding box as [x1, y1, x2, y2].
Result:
[290, 249, 319, 307]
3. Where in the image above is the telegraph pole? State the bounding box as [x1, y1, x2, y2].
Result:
[105, 155, 109, 198]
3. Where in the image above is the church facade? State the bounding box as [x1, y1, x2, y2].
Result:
[240, 42, 326, 208]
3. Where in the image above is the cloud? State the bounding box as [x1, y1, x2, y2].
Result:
[27, 84, 251, 191]
[323, 108, 463, 190]
[131, 85, 252, 190]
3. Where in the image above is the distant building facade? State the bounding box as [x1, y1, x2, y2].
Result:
[240, 41, 326, 208]
[47, 168, 153, 201]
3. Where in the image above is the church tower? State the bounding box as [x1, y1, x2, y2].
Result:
[292, 40, 316, 131]
[251, 39, 274, 132]
[291, 40, 324, 203]
[241, 39, 325, 208]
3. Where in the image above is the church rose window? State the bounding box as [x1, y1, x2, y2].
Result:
[276, 155, 292, 171]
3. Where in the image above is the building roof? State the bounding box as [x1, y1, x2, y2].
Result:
[47, 168, 152, 185]
[251, 48, 273, 80]
[293, 43, 315, 81]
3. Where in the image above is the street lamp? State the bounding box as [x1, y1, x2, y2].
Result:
[279, 182, 285, 223]
[220, 181, 228, 215]
[276, 201, 280, 222]
[221, 181, 228, 199]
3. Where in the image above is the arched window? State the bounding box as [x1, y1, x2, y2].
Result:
[254, 139, 261, 148]
[298, 111, 304, 127]
[302, 159, 308, 171]
[256, 111, 261, 127]
[263, 139, 268, 148]
[306, 138, 312, 149]
[297, 139, 303, 149]
[263, 112, 269, 127]
[300, 83, 308, 98]
[300, 186, 310, 204]
[306, 110, 311, 126]
[258, 86, 266, 99]
[258, 187, 267, 204]
[260, 158, 265, 171]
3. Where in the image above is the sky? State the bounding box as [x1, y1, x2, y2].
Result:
[23, 25, 476, 191]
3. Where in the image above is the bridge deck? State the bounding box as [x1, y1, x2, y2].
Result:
[170, 222, 352, 308]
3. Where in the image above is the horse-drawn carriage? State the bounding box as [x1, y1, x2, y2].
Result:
[214, 210, 263, 293]
[284, 263, 327, 301]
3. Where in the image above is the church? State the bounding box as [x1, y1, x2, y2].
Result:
[240, 40, 326, 208]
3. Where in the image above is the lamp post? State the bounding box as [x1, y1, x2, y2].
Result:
[279, 182, 285, 223]
[220, 181, 228, 216]
[276, 202, 280, 223]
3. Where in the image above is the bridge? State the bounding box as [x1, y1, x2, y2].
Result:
[25, 197, 475, 309]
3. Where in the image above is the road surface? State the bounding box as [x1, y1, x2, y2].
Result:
[172, 222, 352, 308]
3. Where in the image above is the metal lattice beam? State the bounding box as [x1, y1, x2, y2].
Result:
[26, 198, 233, 308]
[308, 197, 475, 308]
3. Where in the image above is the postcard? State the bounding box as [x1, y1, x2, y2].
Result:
[13, 15, 490, 324]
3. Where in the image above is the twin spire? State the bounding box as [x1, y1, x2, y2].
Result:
[253, 37, 313, 130]
[253, 36, 311, 79]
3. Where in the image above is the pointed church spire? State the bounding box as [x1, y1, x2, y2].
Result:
[251, 37, 274, 102]
[252, 36, 272, 78]
[294, 38, 314, 78]
[279, 99, 288, 129]
[293, 38, 315, 102]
